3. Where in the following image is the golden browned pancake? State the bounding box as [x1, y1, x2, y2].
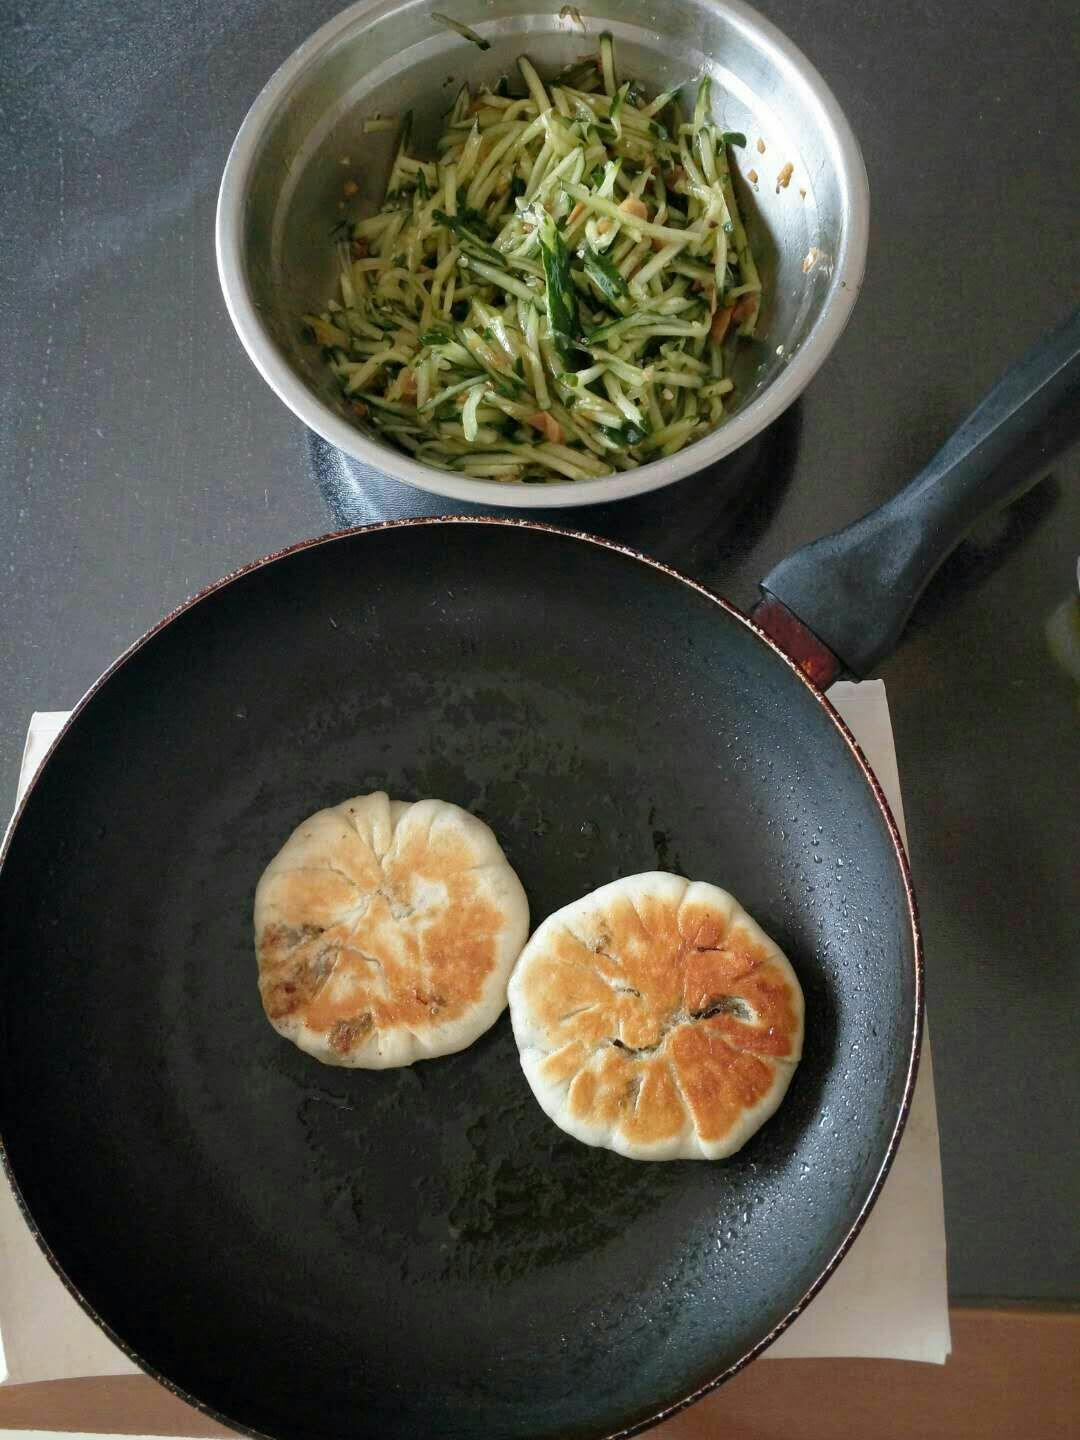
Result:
[255, 792, 529, 1067]
[507, 872, 803, 1159]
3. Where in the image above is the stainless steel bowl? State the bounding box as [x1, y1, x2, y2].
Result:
[216, 0, 869, 508]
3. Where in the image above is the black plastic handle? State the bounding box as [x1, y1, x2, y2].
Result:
[760, 306, 1080, 677]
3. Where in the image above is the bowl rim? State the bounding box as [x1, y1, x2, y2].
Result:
[215, 0, 870, 508]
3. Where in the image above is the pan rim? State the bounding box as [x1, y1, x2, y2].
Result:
[0, 516, 923, 1440]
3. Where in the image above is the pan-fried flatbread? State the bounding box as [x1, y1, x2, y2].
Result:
[508, 873, 803, 1160]
[255, 792, 529, 1068]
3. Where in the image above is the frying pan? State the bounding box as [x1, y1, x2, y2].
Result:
[1, 310, 1076, 1440]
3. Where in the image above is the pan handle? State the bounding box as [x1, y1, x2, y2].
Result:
[759, 305, 1080, 677]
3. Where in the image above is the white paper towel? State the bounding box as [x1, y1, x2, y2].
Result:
[0, 684, 949, 1390]
[765, 682, 950, 1362]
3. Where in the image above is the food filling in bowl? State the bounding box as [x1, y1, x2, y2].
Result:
[303, 34, 762, 483]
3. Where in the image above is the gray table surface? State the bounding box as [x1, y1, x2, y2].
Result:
[1, 0, 1078, 1309]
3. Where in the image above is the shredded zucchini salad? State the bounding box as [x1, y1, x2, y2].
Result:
[303, 33, 762, 484]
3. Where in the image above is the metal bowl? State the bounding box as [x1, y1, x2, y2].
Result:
[216, 0, 869, 508]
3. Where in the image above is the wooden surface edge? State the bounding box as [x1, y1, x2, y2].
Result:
[1, 1307, 1077, 1438]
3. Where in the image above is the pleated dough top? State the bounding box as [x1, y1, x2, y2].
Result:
[508, 872, 803, 1159]
[255, 792, 529, 1068]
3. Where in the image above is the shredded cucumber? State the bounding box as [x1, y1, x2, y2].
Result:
[304, 35, 762, 483]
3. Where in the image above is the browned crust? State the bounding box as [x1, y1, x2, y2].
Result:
[520, 882, 802, 1149]
[256, 801, 509, 1053]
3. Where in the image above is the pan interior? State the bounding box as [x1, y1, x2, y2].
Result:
[0, 525, 915, 1440]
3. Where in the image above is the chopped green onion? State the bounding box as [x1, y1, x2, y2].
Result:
[582, 247, 630, 304]
[432, 210, 502, 263]
[537, 213, 582, 368]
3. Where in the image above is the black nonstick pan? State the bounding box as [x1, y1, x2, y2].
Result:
[1, 312, 1076, 1440]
